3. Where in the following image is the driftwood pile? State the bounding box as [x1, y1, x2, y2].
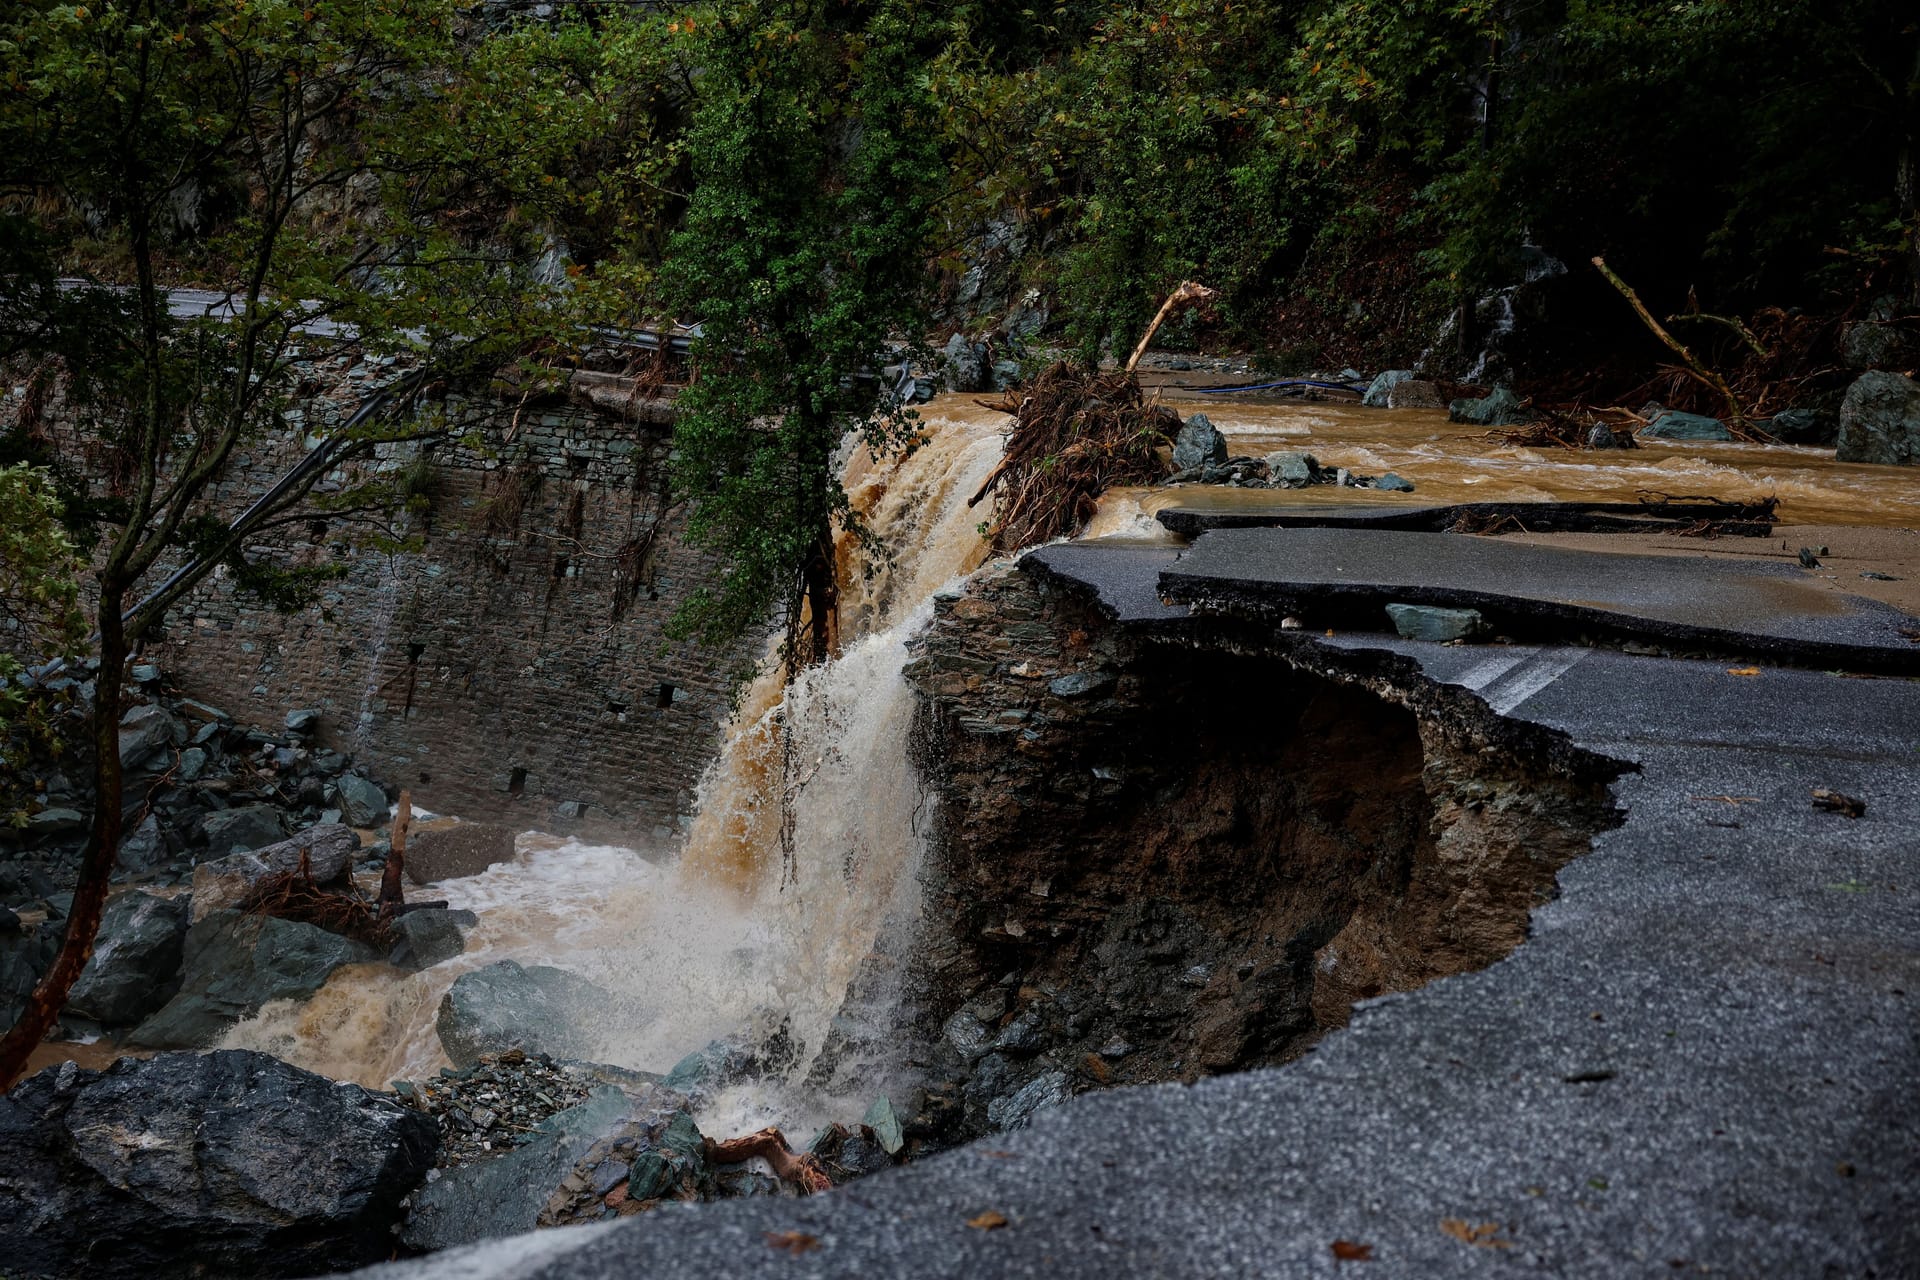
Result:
[969, 362, 1179, 552]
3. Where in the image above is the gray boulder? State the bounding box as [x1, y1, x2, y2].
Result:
[1263, 451, 1318, 488]
[400, 1085, 631, 1252]
[1835, 370, 1920, 465]
[1, 918, 57, 1028]
[942, 333, 990, 393]
[1362, 369, 1414, 407]
[1386, 603, 1486, 643]
[117, 813, 169, 873]
[67, 891, 189, 1026]
[200, 803, 285, 854]
[1840, 321, 1920, 371]
[407, 821, 516, 884]
[1639, 410, 1731, 441]
[1387, 379, 1446, 410]
[388, 907, 474, 970]
[0, 1050, 435, 1278]
[26, 807, 86, 837]
[1762, 407, 1833, 445]
[1374, 473, 1415, 493]
[128, 910, 379, 1049]
[118, 704, 184, 769]
[436, 960, 609, 1069]
[283, 708, 320, 736]
[1447, 386, 1529, 426]
[190, 823, 360, 921]
[335, 773, 389, 827]
[1172, 414, 1230, 471]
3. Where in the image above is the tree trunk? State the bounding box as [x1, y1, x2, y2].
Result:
[0, 595, 128, 1092]
[803, 524, 837, 666]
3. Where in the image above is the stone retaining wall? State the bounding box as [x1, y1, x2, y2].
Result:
[5, 354, 755, 842]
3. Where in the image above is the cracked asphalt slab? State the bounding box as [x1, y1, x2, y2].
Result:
[354, 542, 1920, 1280]
[1162, 527, 1920, 672]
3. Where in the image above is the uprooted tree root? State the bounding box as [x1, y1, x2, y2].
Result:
[969, 362, 1177, 552]
[239, 853, 394, 949]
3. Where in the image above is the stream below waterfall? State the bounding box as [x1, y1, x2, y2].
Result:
[218, 389, 1920, 1136]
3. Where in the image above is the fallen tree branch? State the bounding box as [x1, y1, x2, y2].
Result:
[1666, 310, 1770, 359]
[1592, 257, 1762, 438]
[1123, 280, 1217, 375]
[706, 1127, 832, 1193]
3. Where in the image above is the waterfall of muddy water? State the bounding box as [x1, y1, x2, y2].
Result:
[1098, 395, 1920, 529]
[224, 400, 1007, 1138]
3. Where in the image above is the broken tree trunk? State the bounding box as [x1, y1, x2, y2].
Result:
[1123, 280, 1218, 376]
[377, 790, 411, 922]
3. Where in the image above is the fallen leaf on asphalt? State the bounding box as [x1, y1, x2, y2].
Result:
[764, 1231, 820, 1255]
[967, 1210, 1010, 1230]
[1330, 1239, 1375, 1261]
[1439, 1219, 1511, 1249]
[1726, 666, 1761, 677]
[1811, 788, 1866, 818]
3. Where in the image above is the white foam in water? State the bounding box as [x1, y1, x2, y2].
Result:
[223, 400, 1010, 1140]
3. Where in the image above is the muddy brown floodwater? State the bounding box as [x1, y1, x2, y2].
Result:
[1087, 396, 1920, 529]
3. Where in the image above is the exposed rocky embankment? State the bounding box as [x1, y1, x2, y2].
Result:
[0, 663, 433, 1049]
[883, 559, 1624, 1142]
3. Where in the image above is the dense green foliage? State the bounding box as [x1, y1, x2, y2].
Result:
[657, 0, 942, 663]
[927, 0, 1917, 357]
[2, 0, 1914, 664]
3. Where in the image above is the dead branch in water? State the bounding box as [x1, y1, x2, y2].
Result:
[968, 362, 1180, 552]
[1592, 256, 1769, 440]
[1123, 279, 1218, 375]
[706, 1127, 832, 1193]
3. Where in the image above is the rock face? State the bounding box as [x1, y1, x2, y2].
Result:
[66, 891, 190, 1026]
[1171, 413, 1230, 471]
[190, 823, 361, 922]
[407, 821, 517, 884]
[128, 909, 379, 1049]
[1835, 370, 1920, 465]
[437, 960, 609, 1068]
[0, 1050, 436, 1278]
[896, 561, 1618, 1142]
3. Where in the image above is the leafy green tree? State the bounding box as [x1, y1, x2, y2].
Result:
[659, 0, 943, 667]
[0, 0, 651, 1088]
